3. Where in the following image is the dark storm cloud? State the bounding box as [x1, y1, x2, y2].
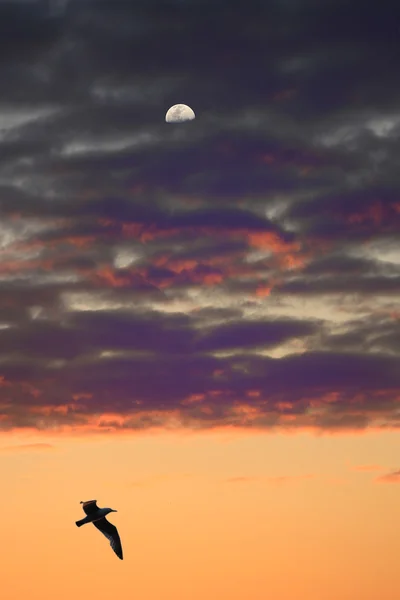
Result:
[276, 276, 400, 296]
[320, 315, 400, 355]
[302, 255, 383, 277]
[285, 187, 400, 240]
[195, 319, 317, 352]
[0, 348, 398, 432]
[0, 310, 316, 359]
[0, 0, 399, 433]
[257, 351, 399, 392]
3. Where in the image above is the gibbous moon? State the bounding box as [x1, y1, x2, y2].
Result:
[165, 104, 195, 123]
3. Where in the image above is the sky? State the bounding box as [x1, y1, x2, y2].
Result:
[0, 0, 399, 598]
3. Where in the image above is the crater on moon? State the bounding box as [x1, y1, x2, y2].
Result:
[165, 104, 195, 123]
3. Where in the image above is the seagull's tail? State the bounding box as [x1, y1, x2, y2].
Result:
[75, 518, 87, 527]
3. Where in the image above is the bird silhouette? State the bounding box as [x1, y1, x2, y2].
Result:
[76, 500, 123, 560]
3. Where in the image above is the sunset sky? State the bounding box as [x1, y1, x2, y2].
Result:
[0, 1, 399, 598]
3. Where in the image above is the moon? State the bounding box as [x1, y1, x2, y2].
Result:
[165, 104, 195, 123]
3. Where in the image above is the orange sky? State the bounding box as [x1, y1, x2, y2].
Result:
[1, 430, 399, 600]
[1, 2, 400, 599]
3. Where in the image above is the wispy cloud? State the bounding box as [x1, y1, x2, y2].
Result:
[376, 470, 400, 484]
[225, 476, 260, 484]
[0, 443, 55, 453]
[351, 464, 384, 472]
[224, 474, 315, 485]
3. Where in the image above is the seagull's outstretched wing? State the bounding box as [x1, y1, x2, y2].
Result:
[80, 500, 99, 515]
[93, 517, 123, 560]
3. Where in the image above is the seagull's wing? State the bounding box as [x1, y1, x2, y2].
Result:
[93, 517, 123, 560]
[80, 500, 99, 515]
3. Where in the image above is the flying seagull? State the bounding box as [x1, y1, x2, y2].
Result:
[75, 500, 123, 560]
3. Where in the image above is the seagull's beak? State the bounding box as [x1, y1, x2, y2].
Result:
[113, 509, 118, 512]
